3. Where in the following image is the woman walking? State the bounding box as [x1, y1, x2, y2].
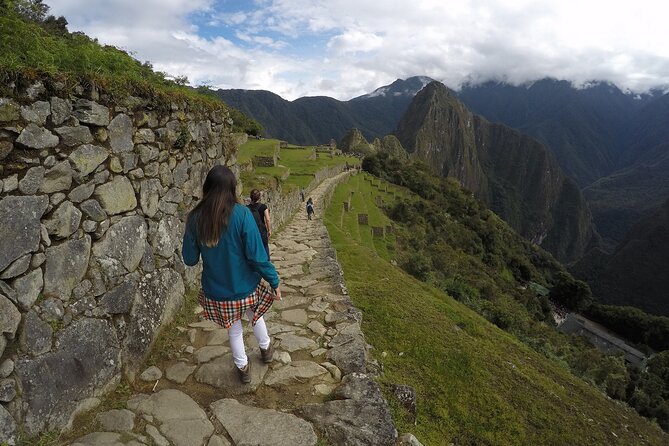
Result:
[247, 189, 271, 258]
[182, 165, 280, 383]
[306, 197, 315, 220]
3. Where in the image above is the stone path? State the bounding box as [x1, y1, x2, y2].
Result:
[71, 172, 399, 446]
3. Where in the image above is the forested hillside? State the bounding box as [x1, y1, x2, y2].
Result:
[358, 152, 669, 435]
[324, 156, 669, 442]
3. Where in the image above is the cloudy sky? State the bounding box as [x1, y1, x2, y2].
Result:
[47, 0, 669, 100]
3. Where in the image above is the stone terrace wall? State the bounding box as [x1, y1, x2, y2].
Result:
[0, 81, 237, 439]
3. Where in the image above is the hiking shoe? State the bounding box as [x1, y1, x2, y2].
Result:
[260, 341, 274, 363]
[237, 362, 251, 383]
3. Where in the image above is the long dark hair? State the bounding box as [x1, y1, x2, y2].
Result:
[188, 165, 238, 247]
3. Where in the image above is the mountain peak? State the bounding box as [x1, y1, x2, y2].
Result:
[355, 76, 435, 100]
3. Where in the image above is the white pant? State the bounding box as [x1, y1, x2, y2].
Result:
[228, 308, 270, 369]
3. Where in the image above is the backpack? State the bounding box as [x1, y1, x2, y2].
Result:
[247, 203, 268, 241]
[306, 202, 314, 213]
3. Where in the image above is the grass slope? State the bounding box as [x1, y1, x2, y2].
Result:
[324, 174, 667, 445]
[238, 139, 357, 192]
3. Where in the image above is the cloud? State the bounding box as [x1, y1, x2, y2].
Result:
[235, 32, 288, 50]
[47, 0, 669, 100]
[327, 30, 384, 55]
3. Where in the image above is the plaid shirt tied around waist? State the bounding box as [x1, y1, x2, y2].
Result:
[198, 281, 275, 329]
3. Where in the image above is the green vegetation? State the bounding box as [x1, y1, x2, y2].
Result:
[324, 171, 666, 444]
[363, 152, 669, 431]
[585, 304, 669, 352]
[238, 138, 357, 193]
[0, 0, 258, 136]
[549, 272, 593, 312]
[0, 2, 182, 100]
[236, 138, 278, 164]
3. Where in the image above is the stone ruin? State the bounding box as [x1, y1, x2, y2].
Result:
[0, 80, 238, 440]
[252, 154, 276, 167]
[357, 213, 369, 225]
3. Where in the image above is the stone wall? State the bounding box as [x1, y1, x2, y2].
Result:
[0, 81, 237, 440]
[252, 155, 276, 167]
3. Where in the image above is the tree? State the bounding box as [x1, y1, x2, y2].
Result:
[172, 75, 189, 86]
[6, 0, 68, 34]
[14, 0, 49, 22]
[549, 271, 593, 311]
[648, 351, 669, 388]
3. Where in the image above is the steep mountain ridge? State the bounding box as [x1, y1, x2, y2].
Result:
[456, 78, 655, 186]
[573, 198, 669, 316]
[215, 77, 430, 144]
[457, 79, 669, 246]
[582, 92, 669, 247]
[396, 81, 598, 262]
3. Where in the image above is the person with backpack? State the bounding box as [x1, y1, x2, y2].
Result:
[247, 189, 271, 258]
[182, 166, 280, 384]
[306, 197, 315, 220]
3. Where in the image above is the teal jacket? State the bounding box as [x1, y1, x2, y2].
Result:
[182, 203, 280, 300]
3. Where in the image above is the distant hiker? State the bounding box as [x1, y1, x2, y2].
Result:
[300, 187, 305, 202]
[182, 166, 281, 384]
[247, 189, 271, 258]
[306, 197, 315, 220]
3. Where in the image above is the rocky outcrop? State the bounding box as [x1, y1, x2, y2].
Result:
[298, 373, 398, 446]
[395, 81, 598, 262]
[0, 80, 237, 439]
[373, 134, 408, 160]
[338, 128, 376, 156]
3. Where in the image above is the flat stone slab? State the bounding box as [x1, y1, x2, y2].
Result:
[272, 257, 307, 267]
[71, 431, 144, 446]
[278, 265, 305, 278]
[264, 360, 330, 387]
[96, 409, 135, 432]
[281, 309, 309, 325]
[269, 323, 307, 336]
[311, 348, 327, 357]
[284, 278, 320, 289]
[304, 282, 341, 296]
[139, 366, 162, 382]
[210, 398, 316, 446]
[188, 320, 219, 330]
[314, 383, 338, 396]
[307, 321, 327, 336]
[194, 353, 268, 396]
[277, 333, 318, 352]
[208, 434, 232, 446]
[146, 424, 170, 446]
[132, 389, 214, 446]
[308, 301, 330, 313]
[273, 295, 310, 310]
[194, 345, 228, 363]
[165, 362, 197, 384]
[206, 329, 228, 345]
